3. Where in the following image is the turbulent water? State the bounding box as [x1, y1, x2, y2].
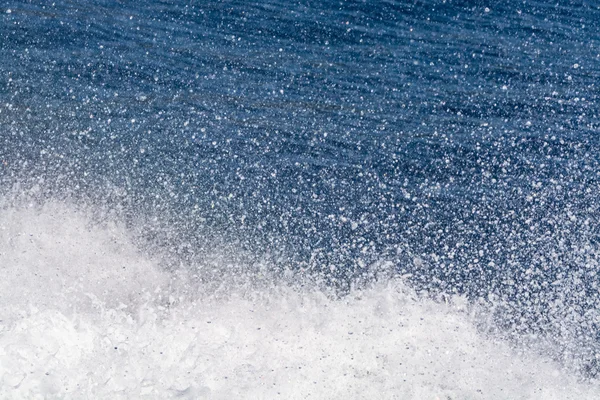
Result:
[1, 0, 600, 398]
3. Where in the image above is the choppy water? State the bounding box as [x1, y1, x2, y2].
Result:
[1, 1, 600, 398]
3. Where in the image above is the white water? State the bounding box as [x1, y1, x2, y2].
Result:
[0, 202, 598, 399]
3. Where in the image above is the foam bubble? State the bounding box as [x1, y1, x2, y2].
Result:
[0, 203, 598, 399]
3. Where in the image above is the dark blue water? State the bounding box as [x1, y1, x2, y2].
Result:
[2, 0, 600, 376]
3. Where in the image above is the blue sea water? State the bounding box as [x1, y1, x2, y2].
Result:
[1, 1, 600, 397]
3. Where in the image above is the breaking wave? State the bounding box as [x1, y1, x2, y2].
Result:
[1, 201, 599, 399]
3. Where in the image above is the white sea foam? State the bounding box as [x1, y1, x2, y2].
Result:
[0, 202, 598, 399]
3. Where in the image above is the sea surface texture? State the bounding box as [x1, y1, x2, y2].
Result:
[1, 1, 600, 398]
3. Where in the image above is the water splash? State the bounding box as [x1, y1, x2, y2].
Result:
[0, 202, 598, 398]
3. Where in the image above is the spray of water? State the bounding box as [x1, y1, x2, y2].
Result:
[0, 201, 598, 399]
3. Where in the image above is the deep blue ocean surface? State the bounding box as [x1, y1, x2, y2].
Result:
[1, 1, 600, 397]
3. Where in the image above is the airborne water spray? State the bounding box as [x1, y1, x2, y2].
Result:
[1, 0, 600, 398]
